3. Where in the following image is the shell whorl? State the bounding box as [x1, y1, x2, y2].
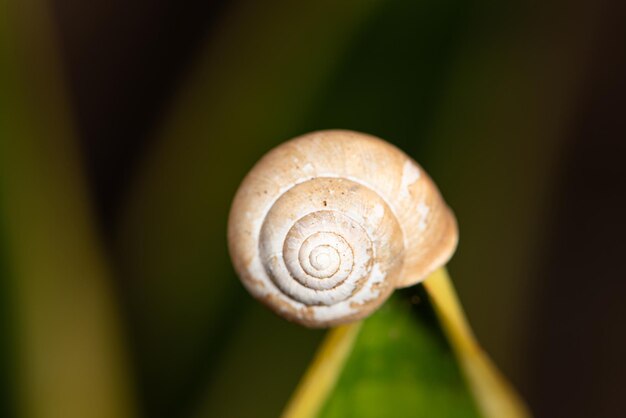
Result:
[228, 130, 458, 327]
[259, 177, 403, 311]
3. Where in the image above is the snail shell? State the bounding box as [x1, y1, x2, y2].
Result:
[228, 130, 458, 327]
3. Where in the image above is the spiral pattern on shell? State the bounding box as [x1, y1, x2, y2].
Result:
[228, 130, 458, 327]
[259, 177, 403, 310]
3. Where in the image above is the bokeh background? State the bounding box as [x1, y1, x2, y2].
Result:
[1, 0, 625, 417]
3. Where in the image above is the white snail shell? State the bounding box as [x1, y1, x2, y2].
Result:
[228, 130, 458, 327]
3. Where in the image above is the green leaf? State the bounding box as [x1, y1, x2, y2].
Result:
[286, 289, 481, 418]
[283, 269, 531, 418]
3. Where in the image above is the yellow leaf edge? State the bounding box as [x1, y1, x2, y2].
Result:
[281, 267, 532, 418]
[281, 322, 362, 418]
[423, 268, 532, 418]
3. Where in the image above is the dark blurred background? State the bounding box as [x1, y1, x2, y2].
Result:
[2, 0, 625, 417]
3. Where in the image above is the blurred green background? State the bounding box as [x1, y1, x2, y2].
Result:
[1, 0, 625, 417]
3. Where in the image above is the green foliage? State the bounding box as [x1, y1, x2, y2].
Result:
[319, 294, 480, 418]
